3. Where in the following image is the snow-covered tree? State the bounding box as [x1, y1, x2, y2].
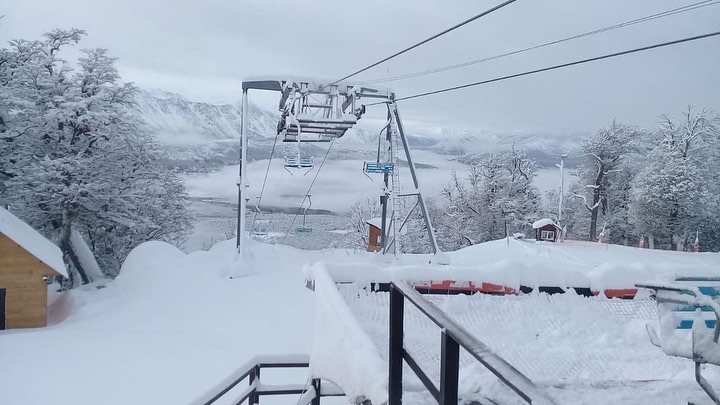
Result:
[0, 29, 191, 284]
[572, 121, 638, 240]
[630, 107, 720, 251]
[434, 148, 541, 250]
[347, 197, 382, 250]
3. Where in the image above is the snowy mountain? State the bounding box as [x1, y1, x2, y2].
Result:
[130, 89, 284, 171]
[130, 88, 584, 171]
[132, 88, 277, 144]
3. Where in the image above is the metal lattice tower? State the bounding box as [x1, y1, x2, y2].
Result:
[388, 116, 403, 256]
[236, 79, 441, 262]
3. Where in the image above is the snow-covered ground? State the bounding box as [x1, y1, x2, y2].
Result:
[0, 239, 374, 405]
[2, 237, 718, 404]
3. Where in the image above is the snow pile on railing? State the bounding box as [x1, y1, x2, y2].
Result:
[307, 263, 388, 405]
[304, 238, 720, 292]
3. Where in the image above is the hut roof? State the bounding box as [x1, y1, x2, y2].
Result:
[532, 218, 558, 229]
[0, 207, 68, 277]
[366, 217, 383, 230]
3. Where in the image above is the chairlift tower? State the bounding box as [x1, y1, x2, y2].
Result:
[236, 78, 440, 260]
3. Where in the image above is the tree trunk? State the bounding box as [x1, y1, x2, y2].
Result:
[588, 164, 605, 240]
[672, 234, 684, 251]
[58, 209, 90, 286]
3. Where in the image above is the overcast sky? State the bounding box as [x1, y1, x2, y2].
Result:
[2, 0, 719, 134]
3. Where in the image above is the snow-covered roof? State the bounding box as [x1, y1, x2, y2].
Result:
[242, 75, 388, 93]
[366, 217, 383, 230]
[532, 218, 558, 229]
[0, 207, 68, 277]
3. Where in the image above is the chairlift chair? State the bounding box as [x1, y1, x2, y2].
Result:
[362, 116, 395, 180]
[363, 161, 395, 174]
[252, 219, 269, 237]
[283, 113, 315, 173]
[251, 199, 270, 237]
[296, 194, 313, 234]
[284, 155, 314, 168]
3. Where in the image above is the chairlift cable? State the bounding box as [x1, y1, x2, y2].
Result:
[251, 131, 281, 230]
[363, 30, 720, 106]
[355, 0, 720, 85]
[281, 138, 337, 244]
[329, 0, 519, 85]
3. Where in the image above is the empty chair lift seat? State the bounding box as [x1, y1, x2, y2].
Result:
[284, 156, 314, 168]
[364, 162, 394, 174]
[636, 277, 720, 404]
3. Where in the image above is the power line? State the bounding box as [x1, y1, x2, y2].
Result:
[357, 0, 720, 85]
[281, 139, 336, 244]
[363, 30, 720, 105]
[330, 0, 518, 85]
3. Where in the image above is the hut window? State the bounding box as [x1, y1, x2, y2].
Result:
[541, 230, 554, 240]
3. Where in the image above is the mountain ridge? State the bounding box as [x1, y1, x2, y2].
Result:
[129, 88, 584, 171]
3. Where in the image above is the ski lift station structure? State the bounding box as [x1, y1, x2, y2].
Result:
[235, 78, 442, 259]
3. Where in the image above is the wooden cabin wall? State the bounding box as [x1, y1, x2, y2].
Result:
[0, 234, 53, 328]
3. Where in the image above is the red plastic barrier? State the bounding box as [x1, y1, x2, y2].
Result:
[592, 288, 638, 299]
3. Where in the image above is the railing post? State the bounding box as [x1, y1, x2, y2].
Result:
[311, 378, 322, 405]
[440, 331, 459, 405]
[248, 365, 260, 404]
[389, 283, 405, 405]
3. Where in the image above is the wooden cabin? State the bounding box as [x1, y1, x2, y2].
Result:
[0, 207, 68, 329]
[532, 218, 561, 242]
[366, 218, 383, 252]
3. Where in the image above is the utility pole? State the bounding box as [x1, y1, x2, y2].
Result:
[236, 88, 249, 258]
[555, 152, 569, 223]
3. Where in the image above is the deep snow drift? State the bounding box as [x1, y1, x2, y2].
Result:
[0, 238, 373, 404]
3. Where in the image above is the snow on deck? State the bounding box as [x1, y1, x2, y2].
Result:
[0, 206, 67, 277]
[305, 239, 720, 404]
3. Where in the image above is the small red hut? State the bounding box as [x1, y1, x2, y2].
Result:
[532, 218, 561, 242]
[366, 218, 383, 252]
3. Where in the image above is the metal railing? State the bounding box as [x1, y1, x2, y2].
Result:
[388, 281, 557, 405]
[189, 354, 344, 405]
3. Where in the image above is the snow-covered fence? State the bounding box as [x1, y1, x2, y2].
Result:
[388, 280, 557, 405]
[308, 263, 389, 404]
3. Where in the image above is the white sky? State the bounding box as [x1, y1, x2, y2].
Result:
[2, 0, 719, 133]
